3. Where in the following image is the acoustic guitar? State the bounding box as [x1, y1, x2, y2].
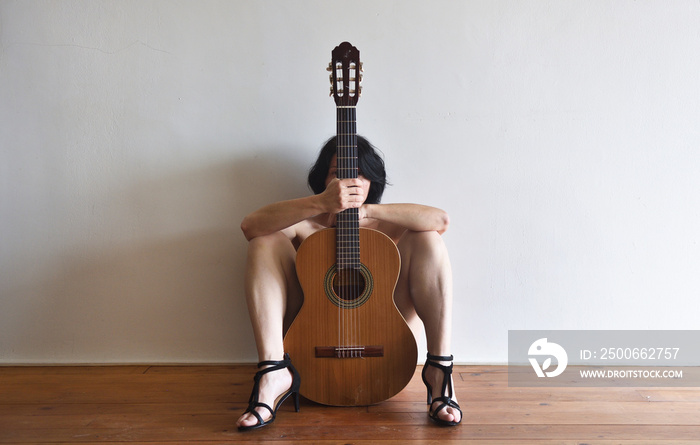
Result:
[283, 42, 418, 406]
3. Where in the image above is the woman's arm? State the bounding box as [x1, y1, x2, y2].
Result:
[240, 196, 325, 241]
[362, 203, 450, 235]
[240, 177, 366, 241]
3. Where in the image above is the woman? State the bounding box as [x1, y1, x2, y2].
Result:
[237, 136, 461, 430]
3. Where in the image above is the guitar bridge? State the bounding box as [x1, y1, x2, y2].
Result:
[315, 346, 384, 358]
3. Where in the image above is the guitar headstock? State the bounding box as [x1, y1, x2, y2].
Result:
[328, 42, 362, 106]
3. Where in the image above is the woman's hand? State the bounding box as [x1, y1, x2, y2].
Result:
[319, 178, 366, 214]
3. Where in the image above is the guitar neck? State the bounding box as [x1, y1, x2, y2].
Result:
[336, 105, 360, 270]
[336, 106, 358, 180]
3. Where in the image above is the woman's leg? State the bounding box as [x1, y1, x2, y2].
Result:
[394, 230, 460, 424]
[236, 232, 303, 428]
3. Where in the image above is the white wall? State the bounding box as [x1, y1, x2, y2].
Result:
[1, 0, 699, 364]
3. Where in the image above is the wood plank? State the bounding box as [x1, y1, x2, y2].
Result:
[0, 365, 151, 376]
[637, 389, 700, 401]
[5, 424, 700, 443]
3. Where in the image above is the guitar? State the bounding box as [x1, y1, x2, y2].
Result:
[283, 42, 418, 406]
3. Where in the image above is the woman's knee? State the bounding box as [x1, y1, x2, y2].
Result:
[246, 232, 298, 282]
[247, 232, 294, 259]
[398, 230, 445, 257]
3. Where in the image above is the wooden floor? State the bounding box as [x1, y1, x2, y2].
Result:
[1, 365, 699, 444]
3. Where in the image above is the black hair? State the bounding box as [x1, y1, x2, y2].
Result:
[307, 135, 388, 205]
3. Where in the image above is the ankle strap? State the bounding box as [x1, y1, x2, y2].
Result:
[427, 353, 453, 362]
[425, 352, 454, 400]
[257, 352, 291, 369]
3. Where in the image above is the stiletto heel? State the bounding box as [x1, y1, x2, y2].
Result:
[238, 353, 301, 431]
[421, 353, 462, 426]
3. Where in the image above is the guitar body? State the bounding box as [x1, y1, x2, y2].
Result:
[284, 227, 418, 406]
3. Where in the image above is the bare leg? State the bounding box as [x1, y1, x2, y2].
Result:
[394, 230, 460, 424]
[236, 232, 303, 429]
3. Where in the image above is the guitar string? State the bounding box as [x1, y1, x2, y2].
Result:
[344, 103, 349, 358]
[350, 97, 358, 358]
[337, 99, 343, 357]
[349, 103, 356, 358]
[346, 105, 353, 357]
[351, 103, 359, 358]
[352, 92, 360, 358]
[348, 102, 356, 358]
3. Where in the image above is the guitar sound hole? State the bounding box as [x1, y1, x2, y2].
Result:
[332, 269, 367, 302]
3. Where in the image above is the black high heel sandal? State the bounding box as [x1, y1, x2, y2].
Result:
[421, 353, 462, 426]
[238, 353, 301, 431]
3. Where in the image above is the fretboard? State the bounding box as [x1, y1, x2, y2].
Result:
[336, 106, 360, 270]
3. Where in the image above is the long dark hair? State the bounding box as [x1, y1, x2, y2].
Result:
[307, 136, 388, 204]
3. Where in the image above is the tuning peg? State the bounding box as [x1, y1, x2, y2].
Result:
[326, 63, 333, 72]
[359, 62, 364, 72]
[330, 86, 334, 96]
[329, 73, 333, 84]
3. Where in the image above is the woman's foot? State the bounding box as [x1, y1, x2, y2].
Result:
[421, 353, 462, 426]
[237, 354, 300, 430]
